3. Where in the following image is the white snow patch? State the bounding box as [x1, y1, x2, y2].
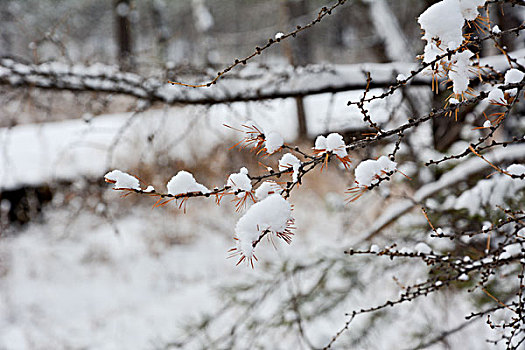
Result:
[459, 0, 485, 21]
[255, 181, 282, 201]
[265, 131, 284, 154]
[415, 242, 432, 254]
[487, 86, 505, 104]
[370, 244, 380, 253]
[104, 170, 140, 190]
[418, 0, 465, 63]
[354, 156, 397, 187]
[448, 50, 474, 95]
[234, 194, 292, 260]
[167, 171, 209, 196]
[314, 133, 348, 158]
[227, 167, 252, 194]
[504, 69, 525, 96]
[279, 153, 301, 183]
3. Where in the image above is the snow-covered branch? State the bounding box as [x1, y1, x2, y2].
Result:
[0, 57, 434, 105]
[364, 143, 525, 240]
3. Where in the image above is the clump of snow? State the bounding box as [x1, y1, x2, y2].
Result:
[227, 167, 252, 194]
[418, 0, 485, 59]
[504, 69, 525, 84]
[504, 69, 525, 96]
[314, 135, 328, 150]
[275, 32, 284, 40]
[279, 153, 301, 183]
[326, 133, 348, 158]
[458, 273, 469, 281]
[370, 244, 380, 253]
[354, 156, 397, 187]
[449, 98, 459, 105]
[255, 181, 282, 201]
[417, 0, 485, 101]
[104, 170, 140, 190]
[508, 164, 525, 176]
[396, 74, 407, 82]
[167, 171, 209, 196]
[500, 243, 523, 260]
[415, 242, 432, 254]
[482, 120, 491, 128]
[487, 86, 505, 104]
[418, 0, 464, 63]
[144, 185, 155, 193]
[459, 0, 485, 21]
[265, 131, 284, 154]
[448, 50, 474, 95]
[377, 156, 397, 173]
[314, 133, 348, 158]
[234, 194, 293, 261]
[491, 25, 501, 34]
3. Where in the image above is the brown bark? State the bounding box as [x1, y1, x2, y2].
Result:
[281, 0, 311, 140]
[114, 0, 134, 71]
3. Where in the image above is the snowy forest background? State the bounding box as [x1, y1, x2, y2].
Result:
[0, 0, 524, 349]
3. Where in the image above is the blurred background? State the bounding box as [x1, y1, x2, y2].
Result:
[0, 1, 524, 349]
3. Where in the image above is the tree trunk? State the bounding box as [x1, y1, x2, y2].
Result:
[281, 0, 310, 140]
[114, 0, 134, 71]
[149, 0, 169, 64]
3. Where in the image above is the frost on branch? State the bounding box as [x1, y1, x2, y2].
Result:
[104, 170, 141, 190]
[229, 194, 294, 267]
[167, 171, 210, 196]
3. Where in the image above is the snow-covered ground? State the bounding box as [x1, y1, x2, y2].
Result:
[0, 185, 500, 349]
[0, 180, 352, 349]
[0, 203, 239, 349]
